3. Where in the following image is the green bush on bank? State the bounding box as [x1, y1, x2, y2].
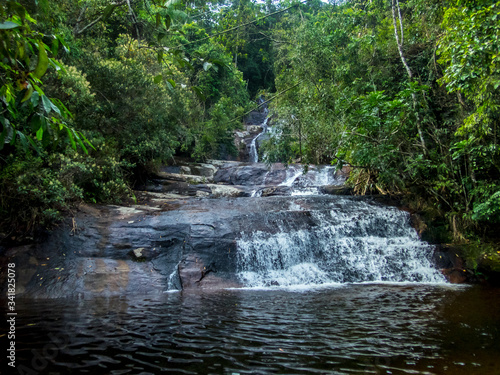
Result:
[0, 136, 133, 238]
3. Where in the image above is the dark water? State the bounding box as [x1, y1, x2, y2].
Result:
[3, 284, 500, 374]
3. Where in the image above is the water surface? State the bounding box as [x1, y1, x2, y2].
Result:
[6, 284, 500, 374]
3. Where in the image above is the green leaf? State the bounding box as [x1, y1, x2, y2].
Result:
[210, 59, 227, 68]
[0, 21, 21, 30]
[36, 126, 43, 141]
[30, 114, 44, 132]
[33, 43, 49, 78]
[50, 100, 61, 116]
[103, 4, 117, 20]
[41, 95, 52, 114]
[51, 98, 72, 119]
[16, 131, 29, 150]
[191, 86, 205, 101]
[51, 36, 59, 56]
[56, 35, 70, 53]
[167, 79, 176, 88]
[154, 74, 163, 84]
[21, 85, 34, 102]
[73, 130, 89, 154]
[0, 117, 14, 150]
[26, 134, 40, 153]
[66, 127, 76, 150]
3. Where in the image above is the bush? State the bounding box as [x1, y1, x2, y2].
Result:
[0, 138, 133, 239]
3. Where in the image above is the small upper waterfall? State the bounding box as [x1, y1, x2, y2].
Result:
[236, 197, 446, 288]
[249, 117, 269, 163]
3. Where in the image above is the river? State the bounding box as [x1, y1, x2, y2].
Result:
[10, 284, 500, 374]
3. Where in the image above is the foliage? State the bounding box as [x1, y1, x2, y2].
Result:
[438, 0, 500, 224]
[2, 0, 500, 246]
[0, 1, 91, 154]
[0, 139, 132, 237]
[0, 0, 250, 239]
[264, 0, 500, 240]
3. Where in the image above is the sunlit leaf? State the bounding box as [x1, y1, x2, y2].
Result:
[36, 126, 43, 141]
[33, 43, 49, 78]
[154, 74, 163, 84]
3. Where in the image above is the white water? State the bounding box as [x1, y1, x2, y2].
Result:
[249, 117, 269, 163]
[236, 198, 446, 287]
[279, 167, 303, 187]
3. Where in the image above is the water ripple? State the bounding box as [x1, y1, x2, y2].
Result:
[6, 284, 500, 374]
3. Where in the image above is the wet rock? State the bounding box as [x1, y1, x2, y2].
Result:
[214, 163, 270, 185]
[320, 185, 353, 195]
[247, 125, 262, 133]
[442, 268, 468, 284]
[0, 195, 450, 297]
[434, 245, 473, 284]
[259, 186, 292, 197]
[191, 163, 218, 178]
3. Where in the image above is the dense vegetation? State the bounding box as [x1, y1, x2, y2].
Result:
[260, 0, 500, 244]
[1, 0, 499, 251]
[0, 0, 252, 238]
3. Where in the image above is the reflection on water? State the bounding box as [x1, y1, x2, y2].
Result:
[4, 284, 500, 374]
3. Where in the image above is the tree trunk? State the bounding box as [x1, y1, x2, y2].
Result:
[391, 0, 427, 156]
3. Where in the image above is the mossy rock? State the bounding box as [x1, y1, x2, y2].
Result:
[477, 252, 500, 285]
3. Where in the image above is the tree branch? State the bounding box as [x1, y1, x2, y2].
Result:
[74, 2, 126, 36]
[173, 1, 306, 50]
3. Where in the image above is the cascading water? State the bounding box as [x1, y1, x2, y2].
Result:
[279, 165, 344, 195]
[249, 117, 269, 163]
[279, 167, 303, 187]
[236, 197, 446, 288]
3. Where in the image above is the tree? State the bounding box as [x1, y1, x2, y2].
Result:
[0, 1, 91, 154]
[438, 0, 500, 223]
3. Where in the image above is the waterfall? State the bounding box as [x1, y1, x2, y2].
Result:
[236, 197, 446, 287]
[279, 166, 303, 186]
[249, 117, 269, 163]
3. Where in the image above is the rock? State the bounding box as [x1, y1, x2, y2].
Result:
[0, 195, 451, 297]
[214, 164, 270, 185]
[152, 171, 211, 184]
[477, 252, 500, 285]
[179, 166, 191, 175]
[247, 125, 262, 133]
[207, 184, 247, 198]
[133, 248, 145, 259]
[434, 245, 472, 284]
[191, 163, 218, 178]
[442, 268, 468, 284]
[320, 185, 353, 195]
[196, 191, 210, 198]
[259, 186, 292, 197]
[235, 131, 247, 138]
